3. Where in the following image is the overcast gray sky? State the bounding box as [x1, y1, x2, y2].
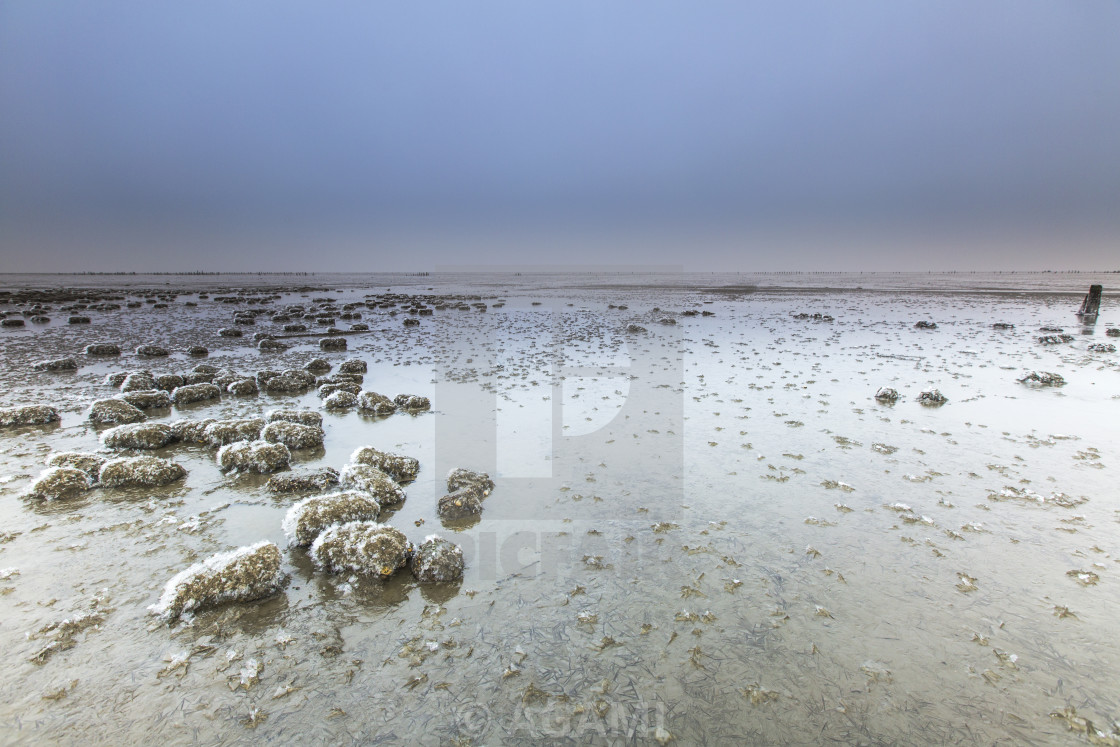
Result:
[1, 1, 1118, 271]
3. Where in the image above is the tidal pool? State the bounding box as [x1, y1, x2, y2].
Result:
[0, 272, 1117, 745]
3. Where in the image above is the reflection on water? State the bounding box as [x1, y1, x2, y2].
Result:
[0, 272, 1118, 745]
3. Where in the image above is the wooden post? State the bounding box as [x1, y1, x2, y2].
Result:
[1077, 284, 1102, 318]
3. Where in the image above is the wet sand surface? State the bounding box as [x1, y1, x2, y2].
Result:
[0, 272, 1117, 745]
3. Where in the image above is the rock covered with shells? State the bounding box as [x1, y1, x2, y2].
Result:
[46, 452, 107, 480]
[357, 391, 396, 415]
[216, 440, 291, 474]
[310, 522, 411, 578]
[98, 456, 186, 487]
[0, 405, 60, 427]
[100, 422, 174, 450]
[266, 467, 340, 494]
[282, 491, 382, 547]
[350, 446, 420, 482]
[88, 399, 146, 425]
[170, 383, 221, 406]
[409, 536, 464, 582]
[26, 467, 92, 500]
[149, 541, 285, 621]
[339, 464, 406, 505]
[261, 421, 325, 450]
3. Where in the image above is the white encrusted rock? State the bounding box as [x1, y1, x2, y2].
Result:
[266, 467, 340, 494]
[46, 452, 107, 480]
[88, 398, 146, 425]
[170, 383, 221, 406]
[356, 391, 396, 416]
[324, 391, 358, 409]
[393, 394, 430, 411]
[447, 467, 494, 495]
[169, 418, 218, 444]
[99, 456, 186, 487]
[100, 422, 174, 450]
[265, 409, 323, 427]
[409, 536, 464, 582]
[149, 541, 285, 621]
[310, 522, 411, 578]
[339, 464, 405, 505]
[26, 467, 92, 499]
[282, 491, 381, 547]
[0, 405, 60, 427]
[216, 440, 291, 473]
[916, 389, 948, 406]
[203, 418, 264, 447]
[261, 421, 325, 450]
[351, 446, 420, 482]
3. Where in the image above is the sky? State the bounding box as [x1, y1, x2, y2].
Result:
[1, 1, 1118, 272]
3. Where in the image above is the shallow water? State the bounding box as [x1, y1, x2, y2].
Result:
[0, 272, 1118, 745]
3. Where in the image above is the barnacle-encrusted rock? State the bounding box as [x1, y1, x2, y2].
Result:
[874, 387, 899, 402]
[187, 346, 209, 357]
[447, 467, 494, 495]
[393, 394, 431, 411]
[1106, 328, 1120, 337]
[88, 398, 146, 425]
[149, 541, 284, 621]
[263, 369, 315, 393]
[914, 321, 938, 329]
[410, 536, 465, 582]
[0, 405, 60, 427]
[282, 491, 381, 546]
[304, 358, 332, 373]
[318, 381, 362, 398]
[121, 372, 158, 392]
[339, 464, 406, 505]
[99, 456, 186, 487]
[319, 337, 347, 351]
[625, 323, 647, 334]
[119, 390, 172, 410]
[357, 391, 396, 416]
[310, 522, 411, 578]
[171, 383, 221, 406]
[1087, 343, 1116, 353]
[216, 440, 291, 473]
[203, 418, 264, 447]
[155, 374, 185, 392]
[1, 318, 25, 327]
[136, 344, 170, 357]
[261, 421, 325, 450]
[339, 359, 367, 374]
[324, 391, 358, 409]
[226, 378, 259, 395]
[100, 422, 174, 450]
[1037, 334, 1074, 345]
[33, 357, 79, 372]
[169, 418, 217, 444]
[218, 327, 243, 338]
[437, 488, 484, 519]
[267, 467, 340, 494]
[266, 409, 322, 427]
[351, 446, 420, 482]
[1018, 371, 1066, 387]
[916, 389, 948, 406]
[258, 338, 290, 352]
[46, 452, 106, 480]
[26, 467, 91, 500]
[992, 323, 1015, 330]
